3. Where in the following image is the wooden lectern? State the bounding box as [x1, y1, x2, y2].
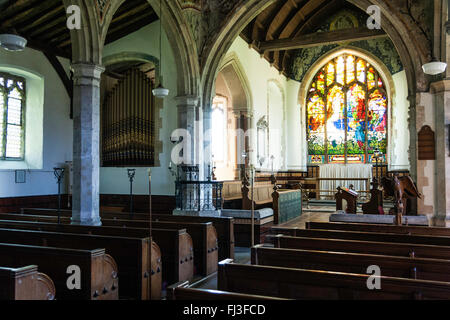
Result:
[335, 186, 358, 214]
[362, 180, 384, 215]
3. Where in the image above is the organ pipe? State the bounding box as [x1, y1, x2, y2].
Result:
[102, 68, 155, 167]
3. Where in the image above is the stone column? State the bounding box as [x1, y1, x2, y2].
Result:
[71, 63, 104, 226]
[231, 110, 251, 180]
[175, 95, 200, 167]
[431, 80, 450, 226]
[415, 91, 436, 217]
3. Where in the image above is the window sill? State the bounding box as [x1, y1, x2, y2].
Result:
[0, 160, 35, 170]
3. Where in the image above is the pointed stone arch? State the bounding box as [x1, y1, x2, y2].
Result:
[201, 0, 430, 108]
[62, 0, 103, 64]
[64, 0, 200, 96]
[217, 52, 254, 116]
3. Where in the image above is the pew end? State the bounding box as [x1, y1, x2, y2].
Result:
[0, 265, 56, 300]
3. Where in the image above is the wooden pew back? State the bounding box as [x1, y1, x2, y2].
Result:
[218, 259, 450, 300]
[306, 221, 450, 237]
[0, 227, 159, 300]
[0, 265, 55, 300]
[272, 228, 450, 247]
[0, 218, 194, 287]
[20, 208, 235, 261]
[274, 235, 450, 260]
[2, 212, 215, 278]
[167, 281, 287, 300]
[251, 245, 450, 282]
[0, 243, 118, 300]
[242, 183, 274, 210]
[222, 181, 243, 201]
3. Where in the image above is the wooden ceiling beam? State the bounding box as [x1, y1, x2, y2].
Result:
[0, 0, 55, 29]
[19, 4, 64, 33]
[258, 28, 387, 52]
[110, 3, 151, 25]
[281, 0, 339, 72]
[28, 15, 66, 38]
[0, 0, 41, 21]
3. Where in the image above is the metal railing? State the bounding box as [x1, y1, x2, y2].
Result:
[301, 177, 372, 201]
[175, 180, 224, 211]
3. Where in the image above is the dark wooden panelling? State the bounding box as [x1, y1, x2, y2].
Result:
[0, 194, 175, 215]
[418, 125, 436, 160]
[100, 194, 176, 215]
[0, 195, 70, 213]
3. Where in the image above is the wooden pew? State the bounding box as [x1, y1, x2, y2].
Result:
[167, 281, 287, 300]
[270, 228, 450, 247]
[222, 180, 243, 209]
[218, 259, 450, 299]
[0, 227, 159, 300]
[242, 183, 274, 210]
[0, 265, 56, 300]
[21, 208, 235, 261]
[0, 219, 193, 287]
[150, 221, 217, 276]
[306, 221, 450, 237]
[273, 235, 450, 260]
[1, 213, 216, 278]
[0, 243, 118, 300]
[153, 215, 234, 261]
[251, 245, 450, 282]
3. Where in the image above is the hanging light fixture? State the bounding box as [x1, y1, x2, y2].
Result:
[152, 0, 169, 98]
[422, 56, 447, 76]
[0, 29, 27, 52]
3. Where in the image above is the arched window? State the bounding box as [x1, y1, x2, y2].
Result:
[307, 54, 387, 164]
[0, 72, 26, 160]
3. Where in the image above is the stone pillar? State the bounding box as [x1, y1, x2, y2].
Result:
[431, 80, 450, 226]
[234, 110, 251, 179]
[415, 91, 436, 217]
[408, 95, 418, 181]
[203, 103, 212, 180]
[175, 95, 200, 168]
[71, 63, 104, 226]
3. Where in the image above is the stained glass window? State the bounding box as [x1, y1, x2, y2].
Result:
[307, 54, 387, 164]
[0, 72, 26, 160]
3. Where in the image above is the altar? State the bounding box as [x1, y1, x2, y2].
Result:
[319, 164, 372, 199]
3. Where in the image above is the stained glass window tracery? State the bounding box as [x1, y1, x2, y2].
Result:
[307, 54, 387, 164]
[0, 72, 26, 160]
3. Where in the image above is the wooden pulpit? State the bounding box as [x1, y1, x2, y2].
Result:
[335, 186, 358, 214]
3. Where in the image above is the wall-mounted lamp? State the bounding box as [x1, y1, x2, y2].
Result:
[0, 30, 27, 52]
[422, 57, 447, 75]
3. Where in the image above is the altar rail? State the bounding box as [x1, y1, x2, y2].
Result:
[301, 178, 371, 201]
